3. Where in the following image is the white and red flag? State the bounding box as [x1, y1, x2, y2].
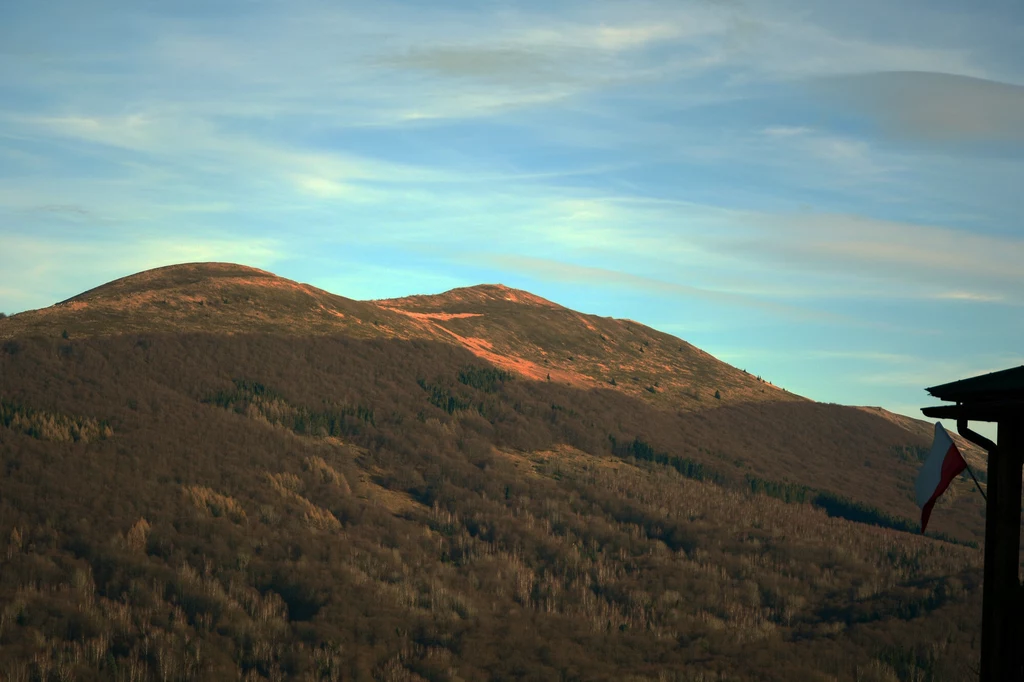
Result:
[915, 422, 968, 533]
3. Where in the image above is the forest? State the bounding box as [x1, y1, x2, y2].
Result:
[0, 329, 986, 681]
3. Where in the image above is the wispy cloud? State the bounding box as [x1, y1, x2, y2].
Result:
[10, 112, 449, 184]
[1, 0, 1022, 419]
[762, 126, 813, 137]
[468, 252, 850, 322]
[811, 72, 1024, 145]
[378, 47, 575, 87]
[932, 291, 1007, 303]
[371, 187, 1024, 311]
[753, 126, 898, 180]
[722, 211, 1024, 296]
[291, 176, 383, 203]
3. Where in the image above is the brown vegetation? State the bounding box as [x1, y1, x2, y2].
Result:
[379, 284, 802, 410]
[0, 264, 990, 681]
[2, 263, 803, 413]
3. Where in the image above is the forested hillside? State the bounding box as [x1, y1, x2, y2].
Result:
[0, 265, 986, 681]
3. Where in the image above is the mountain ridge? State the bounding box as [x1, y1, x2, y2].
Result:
[0, 262, 988, 680]
[0, 261, 988, 508]
[1, 262, 799, 410]
[2, 260, 991, 462]
[0, 262, 980, 461]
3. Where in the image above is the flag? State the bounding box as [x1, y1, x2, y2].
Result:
[915, 422, 967, 533]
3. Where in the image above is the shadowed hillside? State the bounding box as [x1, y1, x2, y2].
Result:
[0, 263, 987, 681]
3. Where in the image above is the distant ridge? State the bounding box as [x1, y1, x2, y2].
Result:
[381, 283, 566, 311]
[2, 262, 424, 340]
[0, 262, 800, 411]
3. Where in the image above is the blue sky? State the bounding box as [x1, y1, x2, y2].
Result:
[2, 0, 1022, 434]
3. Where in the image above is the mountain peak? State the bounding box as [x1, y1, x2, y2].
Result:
[2, 262, 800, 411]
[62, 262, 280, 304]
[3, 262, 420, 339]
[380, 283, 563, 313]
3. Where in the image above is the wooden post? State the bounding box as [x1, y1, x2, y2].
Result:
[980, 419, 1023, 681]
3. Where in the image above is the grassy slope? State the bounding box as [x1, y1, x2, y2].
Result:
[379, 284, 802, 410]
[2, 264, 800, 410]
[0, 263, 425, 340]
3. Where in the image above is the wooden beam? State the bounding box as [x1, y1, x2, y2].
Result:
[922, 400, 1024, 422]
[980, 419, 1023, 681]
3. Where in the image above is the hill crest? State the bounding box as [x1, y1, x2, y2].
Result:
[1, 262, 801, 410]
[61, 262, 280, 304]
[380, 283, 565, 312]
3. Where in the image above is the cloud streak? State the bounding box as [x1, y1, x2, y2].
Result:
[811, 71, 1024, 145]
[720, 211, 1024, 297]
[468, 252, 854, 323]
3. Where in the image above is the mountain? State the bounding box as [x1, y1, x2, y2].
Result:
[3, 263, 797, 409]
[1, 263, 424, 339]
[0, 263, 985, 681]
[2, 262, 985, 511]
[379, 284, 801, 409]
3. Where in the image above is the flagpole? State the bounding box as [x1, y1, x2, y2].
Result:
[963, 461, 988, 502]
[956, 421, 994, 505]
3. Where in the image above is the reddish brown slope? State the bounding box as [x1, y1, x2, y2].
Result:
[380, 283, 804, 410]
[0, 263, 424, 340]
[1, 266, 802, 412]
[0, 262, 988, 538]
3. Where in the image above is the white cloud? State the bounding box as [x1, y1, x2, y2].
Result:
[933, 291, 1007, 303]
[378, 47, 572, 86]
[762, 126, 812, 137]
[360, 185, 1024, 313]
[1, 0, 1008, 143]
[292, 176, 382, 203]
[856, 366, 1011, 388]
[518, 21, 693, 52]
[433, 189, 1024, 309]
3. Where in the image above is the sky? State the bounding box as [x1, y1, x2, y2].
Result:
[1, 0, 1022, 436]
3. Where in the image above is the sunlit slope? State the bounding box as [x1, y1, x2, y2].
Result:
[380, 284, 805, 410]
[0, 263, 423, 339]
[3, 264, 801, 412]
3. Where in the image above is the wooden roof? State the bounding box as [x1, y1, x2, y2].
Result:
[921, 365, 1024, 422]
